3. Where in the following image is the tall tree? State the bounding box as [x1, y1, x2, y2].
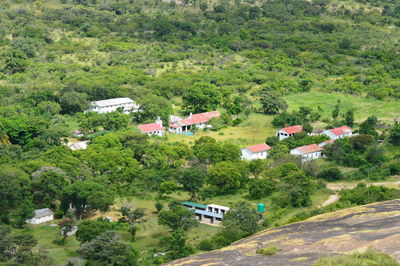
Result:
[158, 205, 198, 231]
[259, 90, 287, 115]
[182, 83, 222, 113]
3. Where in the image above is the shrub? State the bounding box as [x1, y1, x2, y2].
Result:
[317, 167, 344, 181]
[256, 245, 281, 256]
[314, 248, 397, 266]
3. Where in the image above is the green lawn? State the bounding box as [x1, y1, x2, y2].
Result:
[284, 91, 400, 122]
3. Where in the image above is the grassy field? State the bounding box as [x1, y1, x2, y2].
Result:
[284, 91, 400, 122]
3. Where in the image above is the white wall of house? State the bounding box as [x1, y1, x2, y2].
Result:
[290, 149, 322, 161]
[146, 130, 164, 137]
[241, 149, 269, 160]
[276, 129, 296, 141]
[27, 214, 54, 225]
[88, 101, 139, 114]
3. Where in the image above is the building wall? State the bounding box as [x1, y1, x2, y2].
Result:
[27, 215, 54, 225]
[146, 130, 164, 137]
[88, 102, 139, 114]
[277, 130, 295, 141]
[323, 130, 352, 140]
[241, 149, 268, 160]
[290, 150, 322, 161]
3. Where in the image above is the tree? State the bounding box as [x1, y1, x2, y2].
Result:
[222, 202, 259, 237]
[120, 207, 145, 240]
[182, 83, 222, 113]
[248, 178, 276, 199]
[157, 180, 178, 199]
[103, 112, 130, 131]
[259, 90, 287, 115]
[76, 218, 115, 243]
[303, 123, 313, 133]
[32, 171, 70, 207]
[78, 231, 138, 266]
[134, 94, 172, 124]
[59, 91, 89, 114]
[179, 167, 205, 200]
[332, 102, 340, 119]
[3, 49, 28, 74]
[317, 167, 344, 181]
[59, 218, 76, 243]
[345, 110, 355, 127]
[278, 171, 313, 207]
[62, 181, 114, 218]
[165, 229, 194, 260]
[0, 166, 34, 225]
[389, 123, 400, 146]
[158, 205, 198, 231]
[207, 161, 247, 194]
[37, 101, 61, 116]
[359, 116, 378, 137]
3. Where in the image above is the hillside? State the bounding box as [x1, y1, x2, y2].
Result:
[167, 200, 400, 265]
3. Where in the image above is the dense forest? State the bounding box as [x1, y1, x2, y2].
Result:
[1, 0, 400, 265]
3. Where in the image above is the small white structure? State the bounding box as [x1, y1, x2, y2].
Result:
[67, 141, 89, 151]
[276, 125, 303, 141]
[169, 111, 221, 133]
[323, 126, 353, 140]
[206, 204, 230, 216]
[26, 208, 54, 225]
[241, 143, 271, 160]
[138, 117, 166, 136]
[290, 144, 323, 162]
[86, 97, 140, 114]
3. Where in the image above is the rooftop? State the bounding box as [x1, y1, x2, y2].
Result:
[138, 123, 165, 133]
[91, 97, 134, 107]
[34, 208, 54, 218]
[174, 111, 221, 126]
[281, 125, 303, 134]
[327, 126, 352, 136]
[243, 143, 271, 153]
[295, 144, 323, 154]
[194, 209, 223, 219]
[182, 201, 208, 209]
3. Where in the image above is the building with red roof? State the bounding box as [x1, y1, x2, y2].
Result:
[276, 125, 303, 141]
[139, 117, 165, 136]
[290, 143, 323, 161]
[169, 111, 221, 133]
[323, 126, 353, 140]
[241, 143, 272, 160]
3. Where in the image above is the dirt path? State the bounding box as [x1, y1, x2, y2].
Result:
[326, 180, 400, 191]
[321, 194, 340, 207]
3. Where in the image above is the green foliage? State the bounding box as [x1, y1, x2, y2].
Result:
[314, 248, 398, 266]
[182, 83, 222, 113]
[78, 231, 138, 266]
[76, 218, 117, 243]
[317, 167, 344, 181]
[339, 183, 400, 206]
[3, 49, 28, 74]
[259, 90, 287, 115]
[207, 161, 248, 194]
[389, 123, 400, 146]
[158, 205, 199, 231]
[256, 245, 281, 256]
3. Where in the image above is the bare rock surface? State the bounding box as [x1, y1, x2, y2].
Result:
[166, 200, 400, 265]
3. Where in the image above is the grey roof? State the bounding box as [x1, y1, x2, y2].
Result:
[91, 97, 134, 107]
[34, 208, 54, 218]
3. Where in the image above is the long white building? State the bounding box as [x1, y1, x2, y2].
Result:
[86, 97, 140, 114]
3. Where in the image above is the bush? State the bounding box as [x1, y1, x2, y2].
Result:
[256, 245, 281, 256]
[317, 167, 344, 181]
[314, 248, 397, 266]
[197, 239, 216, 251]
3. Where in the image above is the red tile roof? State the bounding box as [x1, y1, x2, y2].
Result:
[175, 111, 221, 126]
[244, 143, 271, 153]
[139, 123, 165, 133]
[328, 126, 352, 136]
[282, 125, 303, 134]
[296, 144, 323, 154]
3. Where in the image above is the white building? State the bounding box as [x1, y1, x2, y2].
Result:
[206, 204, 230, 216]
[67, 140, 89, 151]
[169, 111, 220, 133]
[276, 125, 303, 141]
[241, 143, 271, 160]
[86, 97, 140, 114]
[138, 117, 166, 136]
[26, 208, 54, 225]
[323, 126, 353, 140]
[290, 144, 323, 162]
